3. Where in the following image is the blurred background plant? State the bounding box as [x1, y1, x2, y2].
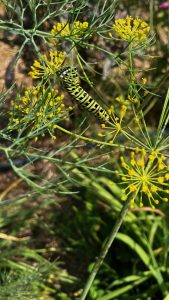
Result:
[0, 0, 169, 299]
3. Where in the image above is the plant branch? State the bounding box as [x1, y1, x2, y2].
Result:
[79, 196, 131, 300]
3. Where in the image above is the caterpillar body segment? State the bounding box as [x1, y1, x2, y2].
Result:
[57, 66, 80, 86]
[57, 66, 110, 122]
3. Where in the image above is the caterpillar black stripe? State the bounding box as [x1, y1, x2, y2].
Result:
[57, 66, 110, 122]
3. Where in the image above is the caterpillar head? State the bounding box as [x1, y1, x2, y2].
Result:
[57, 66, 80, 85]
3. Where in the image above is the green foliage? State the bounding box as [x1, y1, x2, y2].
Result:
[0, 198, 77, 300]
[66, 174, 169, 299]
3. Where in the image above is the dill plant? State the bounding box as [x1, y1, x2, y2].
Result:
[0, 0, 169, 299]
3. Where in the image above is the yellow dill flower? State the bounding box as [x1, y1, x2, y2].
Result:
[115, 96, 126, 104]
[112, 16, 150, 45]
[141, 77, 147, 84]
[51, 22, 70, 36]
[157, 156, 165, 170]
[128, 94, 139, 104]
[149, 149, 159, 161]
[108, 105, 114, 115]
[120, 105, 127, 120]
[29, 50, 66, 79]
[98, 115, 123, 143]
[9, 85, 68, 140]
[50, 21, 89, 41]
[99, 97, 131, 143]
[120, 157, 128, 169]
[115, 123, 121, 131]
[120, 148, 169, 208]
[134, 116, 140, 125]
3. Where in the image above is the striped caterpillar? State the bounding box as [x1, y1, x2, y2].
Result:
[57, 66, 110, 122]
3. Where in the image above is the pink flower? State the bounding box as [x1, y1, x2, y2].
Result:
[159, 1, 169, 9]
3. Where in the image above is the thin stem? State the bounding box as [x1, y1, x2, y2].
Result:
[79, 196, 131, 300]
[76, 50, 93, 87]
[129, 42, 135, 97]
[54, 124, 136, 151]
[54, 124, 117, 147]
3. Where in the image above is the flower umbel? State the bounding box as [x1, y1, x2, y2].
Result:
[50, 21, 89, 40]
[98, 97, 129, 144]
[29, 51, 66, 79]
[120, 148, 169, 208]
[112, 16, 150, 44]
[9, 85, 67, 140]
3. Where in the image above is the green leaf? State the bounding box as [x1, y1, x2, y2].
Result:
[116, 233, 150, 266]
[97, 277, 149, 300]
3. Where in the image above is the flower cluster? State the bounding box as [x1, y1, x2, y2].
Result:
[9, 85, 68, 140]
[29, 51, 66, 79]
[120, 148, 169, 208]
[50, 21, 89, 40]
[98, 96, 129, 144]
[112, 16, 150, 44]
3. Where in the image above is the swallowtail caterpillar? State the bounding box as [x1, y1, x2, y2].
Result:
[57, 66, 110, 123]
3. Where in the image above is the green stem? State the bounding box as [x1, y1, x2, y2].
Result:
[129, 42, 135, 97]
[76, 50, 93, 87]
[79, 196, 131, 300]
[54, 124, 117, 147]
[54, 124, 135, 151]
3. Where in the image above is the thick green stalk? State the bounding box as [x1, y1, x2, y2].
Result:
[79, 196, 131, 300]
